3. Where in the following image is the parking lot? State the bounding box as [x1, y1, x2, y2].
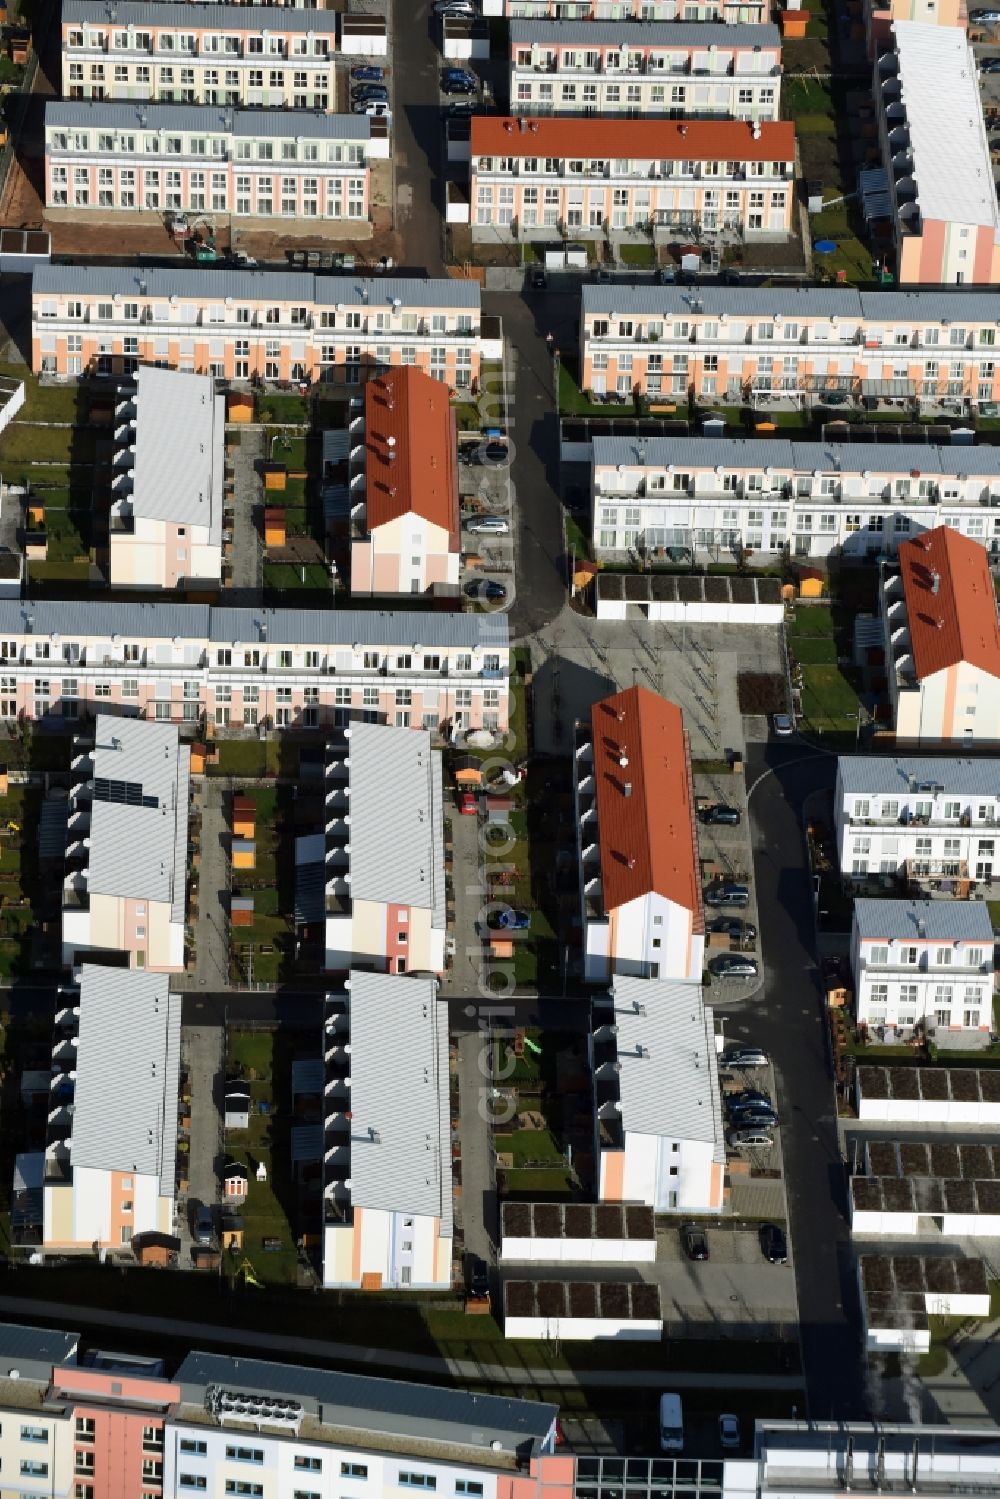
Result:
[645, 1220, 797, 1337]
[695, 770, 760, 1004]
[460, 439, 515, 610]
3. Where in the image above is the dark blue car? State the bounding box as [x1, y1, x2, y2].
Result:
[351, 65, 385, 82]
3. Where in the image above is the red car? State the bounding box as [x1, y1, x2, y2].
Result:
[458, 791, 478, 815]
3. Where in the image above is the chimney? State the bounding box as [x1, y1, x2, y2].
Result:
[626, 855, 635, 868]
[678, 124, 688, 137]
[518, 117, 528, 133]
[624, 782, 633, 798]
[917, 917, 926, 938]
[752, 120, 762, 140]
[930, 570, 940, 595]
[529, 120, 539, 132]
[504, 120, 514, 133]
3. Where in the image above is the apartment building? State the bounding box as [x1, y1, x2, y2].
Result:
[495, 0, 769, 23]
[323, 971, 451, 1289]
[0, 601, 509, 735]
[834, 755, 1000, 888]
[881, 526, 1000, 745]
[508, 21, 781, 119]
[61, 1, 336, 109]
[573, 685, 704, 983]
[32, 265, 484, 388]
[578, 285, 1000, 408]
[753, 1423, 1000, 1498]
[349, 367, 461, 596]
[110, 365, 225, 589]
[589, 435, 1000, 563]
[865, 0, 964, 56]
[43, 967, 181, 1252]
[850, 898, 995, 1041]
[44, 102, 372, 224]
[874, 22, 1000, 286]
[590, 975, 726, 1213]
[63, 716, 191, 972]
[466, 117, 795, 240]
[323, 723, 446, 973]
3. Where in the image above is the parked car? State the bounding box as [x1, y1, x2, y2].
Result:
[193, 1204, 214, 1245]
[465, 515, 510, 534]
[464, 578, 508, 602]
[682, 1225, 708, 1261]
[467, 1253, 490, 1298]
[708, 916, 757, 942]
[721, 1045, 769, 1070]
[351, 84, 389, 103]
[353, 101, 391, 117]
[704, 881, 750, 908]
[435, 0, 474, 13]
[729, 1088, 773, 1110]
[971, 7, 1000, 19]
[727, 1126, 773, 1148]
[772, 712, 795, 736]
[444, 100, 475, 117]
[442, 68, 478, 94]
[718, 1414, 741, 1451]
[729, 1105, 778, 1130]
[759, 1223, 788, 1264]
[530, 268, 548, 290]
[497, 908, 529, 930]
[699, 803, 741, 826]
[982, 55, 1000, 69]
[709, 953, 758, 979]
[351, 64, 385, 82]
[227, 250, 257, 267]
[458, 790, 478, 816]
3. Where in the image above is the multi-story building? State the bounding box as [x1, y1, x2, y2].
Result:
[0, 601, 510, 734]
[573, 685, 704, 983]
[63, 716, 191, 972]
[348, 367, 461, 596]
[61, 1, 336, 109]
[865, 0, 964, 55]
[45, 102, 373, 224]
[850, 897, 995, 1042]
[323, 970, 452, 1289]
[590, 974, 726, 1213]
[323, 723, 446, 973]
[110, 365, 225, 589]
[494, 0, 769, 23]
[508, 22, 781, 120]
[466, 116, 794, 240]
[881, 526, 1000, 746]
[578, 285, 1000, 409]
[752, 1423, 1000, 1497]
[589, 435, 1000, 563]
[874, 22, 1000, 286]
[42, 967, 181, 1252]
[31, 266, 484, 388]
[834, 755, 1000, 888]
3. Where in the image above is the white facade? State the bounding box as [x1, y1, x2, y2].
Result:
[850, 899, 995, 1041]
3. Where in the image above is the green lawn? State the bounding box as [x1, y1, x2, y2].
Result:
[797, 662, 863, 735]
[618, 242, 655, 267]
[263, 563, 330, 592]
[558, 361, 634, 418]
[210, 740, 285, 777]
[260, 394, 309, 425]
[988, 901, 1000, 934]
[0, 364, 82, 425]
[564, 512, 592, 562]
[0, 424, 78, 466]
[225, 1030, 299, 1285]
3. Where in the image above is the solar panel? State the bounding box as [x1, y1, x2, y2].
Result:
[93, 777, 158, 810]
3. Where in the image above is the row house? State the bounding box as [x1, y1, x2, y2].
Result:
[63, 716, 191, 973]
[41, 967, 181, 1253]
[874, 22, 1000, 286]
[0, 600, 510, 736]
[323, 971, 452, 1289]
[61, 0, 336, 109]
[466, 116, 795, 240]
[589, 435, 1000, 563]
[590, 975, 726, 1212]
[850, 898, 996, 1043]
[881, 526, 1000, 746]
[110, 365, 225, 589]
[834, 754, 1000, 890]
[508, 21, 782, 120]
[31, 265, 484, 388]
[44, 102, 374, 224]
[322, 723, 446, 974]
[494, 0, 769, 24]
[573, 685, 704, 984]
[579, 285, 1000, 408]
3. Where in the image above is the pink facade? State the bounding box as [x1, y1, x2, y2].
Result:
[498, 1454, 577, 1499]
[51, 1367, 179, 1499]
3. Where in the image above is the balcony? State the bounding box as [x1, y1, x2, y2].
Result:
[904, 858, 970, 882]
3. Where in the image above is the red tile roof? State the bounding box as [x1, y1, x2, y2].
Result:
[898, 526, 1000, 681]
[591, 686, 703, 925]
[471, 116, 795, 163]
[364, 368, 460, 547]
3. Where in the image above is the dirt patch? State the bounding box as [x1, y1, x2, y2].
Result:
[737, 672, 786, 714]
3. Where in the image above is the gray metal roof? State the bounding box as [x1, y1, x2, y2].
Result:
[609, 976, 724, 1154]
[510, 18, 779, 45]
[853, 897, 995, 942]
[838, 756, 1000, 797]
[62, 0, 338, 32]
[72, 967, 181, 1191]
[0, 599, 507, 651]
[46, 99, 368, 140]
[87, 715, 190, 914]
[591, 435, 1000, 477]
[581, 284, 1000, 321]
[345, 722, 445, 923]
[346, 970, 452, 1228]
[0, 1323, 80, 1379]
[128, 367, 224, 533]
[31, 264, 479, 311]
[174, 1349, 557, 1457]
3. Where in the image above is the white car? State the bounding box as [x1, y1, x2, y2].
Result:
[465, 515, 509, 534]
[719, 1414, 741, 1450]
[353, 101, 391, 118]
[772, 712, 794, 736]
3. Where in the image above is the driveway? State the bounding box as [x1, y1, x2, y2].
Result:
[390, 0, 448, 270]
[719, 737, 866, 1420]
[179, 1025, 223, 1258]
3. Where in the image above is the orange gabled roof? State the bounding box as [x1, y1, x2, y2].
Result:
[471, 115, 795, 163]
[898, 526, 1000, 682]
[592, 686, 703, 926]
[364, 368, 460, 548]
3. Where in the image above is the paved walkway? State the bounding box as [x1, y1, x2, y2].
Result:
[230, 426, 263, 592]
[0, 1296, 804, 1390]
[180, 1026, 223, 1247]
[444, 805, 484, 997]
[189, 782, 230, 992]
[456, 1030, 497, 1270]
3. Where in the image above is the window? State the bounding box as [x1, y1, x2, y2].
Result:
[22, 1425, 48, 1442]
[400, 1476, 437, 1490]
[456, 1484, 484, 1496]
[75, 1416, 95, 1442]
[295, 1457, 322, 1472]
[142, 1426, 161, 1451]
[868, 946, 889, 967]
[225, 1447, 264, 1465]
[225, 1487, 263, 1498]
[342, 1463, 369, 1479]
[22, 1461, 50, 1478]
[179, 1481, 207, 1494]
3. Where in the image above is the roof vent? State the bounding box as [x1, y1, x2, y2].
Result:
[930, 570, 940, 595]
[752, 120, 762, 139]
[624, 783, 632, 799]
[619, 753, 628, 768]
[529, 120, 539, 132]
[917, 917, 927, 938]
[504, 120, 514, 133]
[626, 855, 635, 868]
[518, 117, 528, 133]
[678, 124, 688, 137]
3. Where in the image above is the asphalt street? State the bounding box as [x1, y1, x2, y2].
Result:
[720, 737, 868, 1422]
